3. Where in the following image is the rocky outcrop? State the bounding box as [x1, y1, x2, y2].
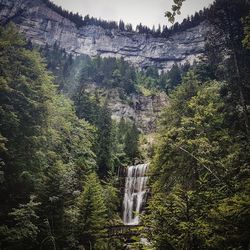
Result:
[83, 84, 168, 133]
[109, 91, 168, 132]
[0, 0, 210, 71]
[0, 0, 208, 132]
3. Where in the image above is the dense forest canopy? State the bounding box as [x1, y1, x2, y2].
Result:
[143, 0, 250, 249]
[38, 41, 190, 96]
[0, 23, 138, 249]
[0, 0, 250, 249]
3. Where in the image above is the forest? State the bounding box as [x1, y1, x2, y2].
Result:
[38, 41, 190, 95]
[0, 0, 250, 249]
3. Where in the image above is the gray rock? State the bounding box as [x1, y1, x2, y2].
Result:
[0, 0, 210, 71]
[0, 0, 208, 132]
[84, 84, 168, 133]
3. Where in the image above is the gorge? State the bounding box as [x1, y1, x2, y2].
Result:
[0, 0, 211, 133]
[1, 0, 249, 249]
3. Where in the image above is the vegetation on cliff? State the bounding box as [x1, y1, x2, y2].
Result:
[143, 1, 250, 249]
[0, 0, 249, 249]
[43, 0, 209, 37]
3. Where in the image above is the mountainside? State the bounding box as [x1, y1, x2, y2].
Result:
[0, 0, 210, 71]
[0, 0, 210, 133]
[1, 0, 250, 249]
[82, 83, 168, 133]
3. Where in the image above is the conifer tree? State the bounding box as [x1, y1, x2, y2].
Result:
[77, 173, 107, 249]
[124, 123, 140, 162]
[0, 24, 98, 249]
[96, 104, 113, 177]
[143, 71, 250, 249]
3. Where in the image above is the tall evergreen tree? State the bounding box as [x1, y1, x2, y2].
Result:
[96, 104, 113, 178]
[77, 173, 107, 249]
[124, 123, 140, 162]
[143, 71, 250, 249]
[0, 24, 98, 249]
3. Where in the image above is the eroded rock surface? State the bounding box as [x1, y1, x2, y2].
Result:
[0, 0, 210, 71]
[83, 84, 168, 133]
[0, 0, 208, 132]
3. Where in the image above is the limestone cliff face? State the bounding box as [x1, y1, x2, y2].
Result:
[83, 83, 168, 133]
[0, 0, 207, 132]
[110, 93, 168, 133]
[0, 0, 209, 71]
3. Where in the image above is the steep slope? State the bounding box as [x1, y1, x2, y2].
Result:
[0, 0, 210, 71]
[82, 83, 168, 133]
[0, 0, 210, 133]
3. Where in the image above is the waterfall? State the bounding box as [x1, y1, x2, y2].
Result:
[123, 163, 149, 225]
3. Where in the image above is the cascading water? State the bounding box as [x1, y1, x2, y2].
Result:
[123, 163, 149, 225]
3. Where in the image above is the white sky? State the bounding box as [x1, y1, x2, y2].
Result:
[51, 0, 215, 28]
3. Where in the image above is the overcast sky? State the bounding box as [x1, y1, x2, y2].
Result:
[51, 0, 215, 28]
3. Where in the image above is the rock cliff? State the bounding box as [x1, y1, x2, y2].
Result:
[83, 83, 168, 133]
[0, 0, 208, 132]
[0, 0, 210, 71]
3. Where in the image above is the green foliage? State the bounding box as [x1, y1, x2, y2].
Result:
[40, 42, 78, 91]
[243, 14, 250, 49]
[124, 123, 140, 161]
[112, 118, 141, 165]
[0, 24, 122, 250]
[42, 45, 191, 97]
[75, 90, 113, 177]
[165, 0, 185, 23]
[2, 1, 250, 249]
[208, 0, 250, 137]
[0, 196, 40, 250]
[95, 104, 113, 177]
[77, 172, 107, 249]
[77, 56, 138, 94]
[144, 70, 250, 249]
[103, 178, 121, 223]
[165, 63, 182, 91]
[144, 5, 250, 240]
[39, 43, 196, 130]
[0, 22, 56, 208]
[75, 84, 141, 177]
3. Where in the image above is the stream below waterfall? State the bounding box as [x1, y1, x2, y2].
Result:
[123, 163, 149, 225]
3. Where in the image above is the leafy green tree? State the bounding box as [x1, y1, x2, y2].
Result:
[165, 0, 186, 23]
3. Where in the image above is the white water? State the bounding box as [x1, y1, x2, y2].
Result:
[123, 163, 149, 225]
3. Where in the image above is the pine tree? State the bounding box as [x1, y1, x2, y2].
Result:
[0, 24, 97, 249]
[0, 23, 55, 216]
[143, 71, 250, 249]
[77, 173, 107, 249]
[96, 104, 113, 178]
[0, 196, 40, 250]
[167, 63, 182, 90]
[208, 0, 250, 138]
[124, 123, 140, 162]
